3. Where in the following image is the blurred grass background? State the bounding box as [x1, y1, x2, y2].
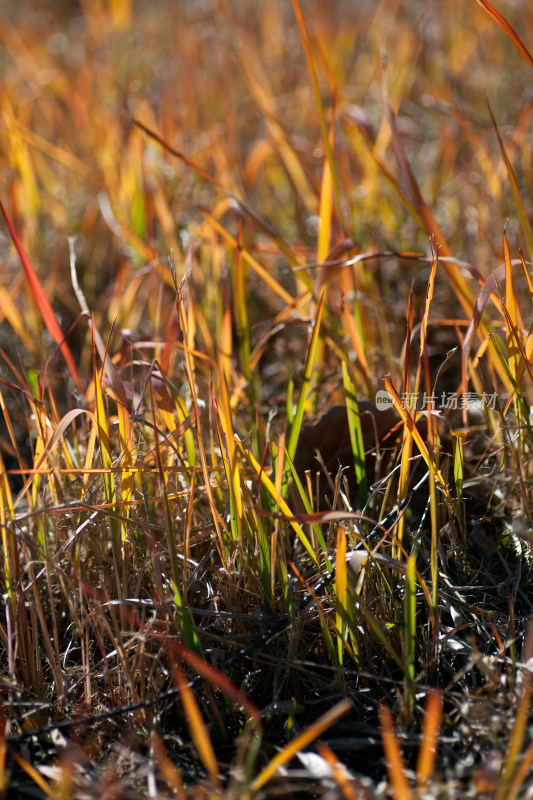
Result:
[2, 0, 533, 345]
[3, 1, 533, 797]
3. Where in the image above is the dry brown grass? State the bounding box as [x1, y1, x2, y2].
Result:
[1, 1, 533, 797]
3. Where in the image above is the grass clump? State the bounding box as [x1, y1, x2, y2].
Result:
[1, 0, 533, 797]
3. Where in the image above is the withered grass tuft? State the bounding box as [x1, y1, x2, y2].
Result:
[1, 0, 533, 797]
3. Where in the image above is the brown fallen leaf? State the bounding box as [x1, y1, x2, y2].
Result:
[292, 401, 492, 511]
[292, 400, 399, 508]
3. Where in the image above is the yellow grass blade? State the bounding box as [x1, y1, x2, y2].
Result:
[8, 749, 52, 796]
[237, 42, 317, 214]
[380, 63, 484, 332]
[498, 678, 532, 793]
[286, 292, 325, 462]
[341, 297, 371, 389]
[0, 276, 33, 352]
[488, 104, 533, 257]
[317, 125, 334, 264]
[236, 438, 320, 570]
[503, 231, 520, 382]
[384, 377, 456, 513]
[0, 451, 15, 603]
[248, 698, 353, 794]
[335, 525, 347, 666]
[199, 208, 300, 308]
[395, 289, 414, 554]
[91, 326, 122, 587]
[176, 284, 227, 558]
[292, 0, 343, 228]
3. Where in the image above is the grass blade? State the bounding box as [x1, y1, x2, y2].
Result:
[292, 0, 344, 229]
[475, 0, 533, 69]
[488, 105, 533, 257]
[379, 702, 413, 800]
[248, 698, 353, 794]
[416, 690, 443, 787]
[175, 667, 221, 790]
[0, 202, 83, 393]
[342, 362, 368, 507]
[284, 292, 325, 496]
[403, 554, 416, 718]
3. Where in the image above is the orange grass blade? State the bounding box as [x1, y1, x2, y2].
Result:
[416, 690, 443, 786]
[475, 0, 533, 69]
[513, 245, 533, 387]
[417, 254, 440, 598]
[315, 741, 360, 800]
[137, 633, 260, 723]
[0, 386, 22, 472]
[175, 668, 221, 789]
[0, 202, 83, 393]
[499, 301, 533, 419]
[132, 116, 224, 189]
[384, 104, 450, 256]
[248, 698, 353, 794]
[416, 250, 439, 396]
[136, 112, 302, 270]
[151, 735, 187, 800]
[379, 702, 413, 800]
